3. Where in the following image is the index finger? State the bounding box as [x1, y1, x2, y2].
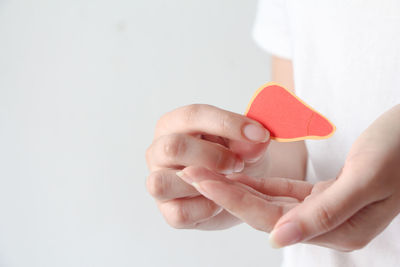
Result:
[177, 166, 296, 232]
[155, 104, 269, 143]
[228, 174, 313, 201]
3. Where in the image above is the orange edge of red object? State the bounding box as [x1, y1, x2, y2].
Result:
[244, 82, 336, 142]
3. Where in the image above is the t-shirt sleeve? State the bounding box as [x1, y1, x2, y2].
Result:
[252, 0, 292, 59]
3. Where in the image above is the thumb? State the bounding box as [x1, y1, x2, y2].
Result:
[269, 173, 374, 248]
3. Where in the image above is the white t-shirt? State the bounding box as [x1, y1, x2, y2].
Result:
[253, 0, 400, 266]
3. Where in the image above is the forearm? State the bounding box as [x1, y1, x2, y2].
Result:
[264, 140, 307, 180]
[348, 104, 400, 162]
[264, 56, 307, 180]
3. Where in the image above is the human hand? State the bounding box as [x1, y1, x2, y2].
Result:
[145, 104, 270, 230]
[175, 166, 313, 232]
[178, 105, 400, 250]
[269, 104, 400, 250]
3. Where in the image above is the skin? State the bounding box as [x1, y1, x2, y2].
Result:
[146, 56, 400, 251]
[177, 103, 400, 251]
[145, 56, 306, 230]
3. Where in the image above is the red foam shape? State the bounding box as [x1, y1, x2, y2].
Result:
[245, 83, 336, 142]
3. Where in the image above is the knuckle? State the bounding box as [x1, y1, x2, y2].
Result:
[217, 112, 234, 133]
[163, 134, 186, 159]
[164, 202, 191, 229]
[214, 150, 232, 171]
[283, 179, 294, 196]
[155, 105, 193, 136]
[256, 177, 270, 193]
[146, 171, 166, 198]
[314, 205, 337, 232]
[182, 104, 202, 124]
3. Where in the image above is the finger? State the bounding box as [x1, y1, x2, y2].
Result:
[201, 135, 269, 165]
[178, 166, 300, 203]
[227, 174, 313, 201]
[158, 196, 222, 229]
[155, 104, 269, 143]
[201, 134, 269, 164]
[147, 169, 200, 201]
[200, 134, 228, 147]
[194, 210, 242, 230]
[308, 195, 398, 251]
[177, 166, 297, 232]
[269, 172, 382, 248]
[309, 180, 334, 195]
[228, 140, 269, 163]
[147, 133, 244, 174]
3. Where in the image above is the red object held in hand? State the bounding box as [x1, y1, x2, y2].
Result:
[245, 83, 336, 142]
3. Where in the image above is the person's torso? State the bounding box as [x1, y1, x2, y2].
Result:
[287, 0, 400, 182]
[282, 1, 400, 266]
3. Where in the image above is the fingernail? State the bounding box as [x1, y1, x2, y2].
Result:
[244, 154, 263, 164]
[269, 222, 303, 249]
[233, 159, 244, 173]
[221, 159, 244, 175]
[191, 182, 201, 191]
[176, 171, 193, 183]
[191, 182, 211, 198]
[243, 124, 269, 142]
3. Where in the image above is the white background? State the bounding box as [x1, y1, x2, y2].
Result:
[0, 0, 282, 266]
